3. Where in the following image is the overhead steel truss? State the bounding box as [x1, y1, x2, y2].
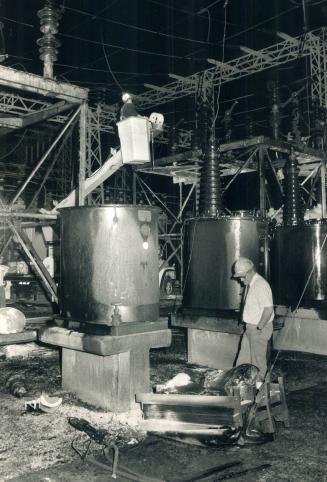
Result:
[137, 29, 327, 109]
[0, 63, 88, 304]
[0, 28, 325, 152]
[0, 27, 325, 304]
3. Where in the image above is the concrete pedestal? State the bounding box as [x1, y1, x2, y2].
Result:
[39, 326, 171, 412]
[172, 313, 242, 369]
[188, 328, 240, 369]
[274, 307, 327, 355]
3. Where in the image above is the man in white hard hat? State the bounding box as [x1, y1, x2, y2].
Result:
[232, 257, 274, 382]
[120, 92, 139, 120]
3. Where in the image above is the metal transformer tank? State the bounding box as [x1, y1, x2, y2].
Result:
[183, 212, 269, 311]
[272, 219, 327, 307]
[59, 205, 159, 325]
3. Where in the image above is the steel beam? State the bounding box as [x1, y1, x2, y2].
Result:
[9, 222, 58, 304]
[78, 102, 87, 206]
[0, 65, 88, 102]
[132, 29, 322, 110]
[0, 101, 73, 136]
[10, 105, 81, 206]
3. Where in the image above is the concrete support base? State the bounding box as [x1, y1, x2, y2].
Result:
[39, 326, 171, 411]
[274, 307, 327, 355]
[188, 328, 240, 369]
[62, 348, 150, 412]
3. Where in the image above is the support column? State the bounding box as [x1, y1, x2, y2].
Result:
[259, 148, 266, 217]
[78, 101, 87, 206]
[39, 326, 171, 412]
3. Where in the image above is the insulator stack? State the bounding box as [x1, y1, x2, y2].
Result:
[245, 115, 255, 138]
[283, 151, 303, 226]
[37, 0, 63, 79]
[191, 134, 201, 216]
[291, 95, 301, 142]
[269, 81, 280, 141]
[199, 137, 222, 217]
[93, 87, 107, 105]
[312, 100, 326, 150]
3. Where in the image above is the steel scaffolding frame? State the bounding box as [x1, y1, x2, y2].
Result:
[0, 27, 325, 301]
[0, 63, 88, 302]
[136, 29, 326, 109]
[0, 28, 325, 153]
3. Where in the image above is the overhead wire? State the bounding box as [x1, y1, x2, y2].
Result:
[212, 0, 229, 134]
[0, 15, 34, 28]
[100, 29, 124, 92]
[221, 5, 300, 44]
[185, 4, 300, 60]
[0, 130, 27, 160]
[58, 32, 203, 61]
[64, 2, 119, 34]
[64, 5, 220, 47]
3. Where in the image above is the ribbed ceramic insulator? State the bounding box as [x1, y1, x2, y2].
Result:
[283, 152, 303, 226]
[199, 138, 222, 217]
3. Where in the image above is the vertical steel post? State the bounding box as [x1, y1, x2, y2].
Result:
[78, 102, 87, 206]
[132, 168, 137, 204]
[259, 148, 266, 216]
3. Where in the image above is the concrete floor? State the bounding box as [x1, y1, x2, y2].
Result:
[1, 330, 327, 481]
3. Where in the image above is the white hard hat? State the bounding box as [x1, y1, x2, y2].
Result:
[122, 92, 132, 103]
[232, 257, 254, 277]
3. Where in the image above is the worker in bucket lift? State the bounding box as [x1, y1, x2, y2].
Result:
[232, 257, 274, 383]
[120, 92, 139, 120]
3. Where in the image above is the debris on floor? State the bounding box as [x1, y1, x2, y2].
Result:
[0, 336, 327, 481]
[25, 393, 63, 413]
[6, 373, 28, 398]
[0, 307, 26, 334]
[0, 342, 57, 360]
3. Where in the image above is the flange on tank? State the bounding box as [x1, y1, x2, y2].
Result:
[59, 205, 159, 325]
[183, 211, 269, 312]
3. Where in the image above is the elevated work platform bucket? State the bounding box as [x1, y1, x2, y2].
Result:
[117, 117, 151, 164]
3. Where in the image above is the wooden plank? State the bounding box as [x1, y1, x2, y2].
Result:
[139, 419, 231, 434]
[136, 393, 236, 407]
[143, 405, 234, 425]
[26, 316, 53, 325]
[0, 330, 37, 346]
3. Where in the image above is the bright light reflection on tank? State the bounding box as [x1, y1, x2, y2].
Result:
[143, 241, 149, 250]
[314, 227, 322, 297]
[234, 219, 241, 258]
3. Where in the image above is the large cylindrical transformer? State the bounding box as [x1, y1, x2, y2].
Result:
[272, 219, 327, 307]
[59, 205, 159, 325]
[183, 213, 269, 311]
